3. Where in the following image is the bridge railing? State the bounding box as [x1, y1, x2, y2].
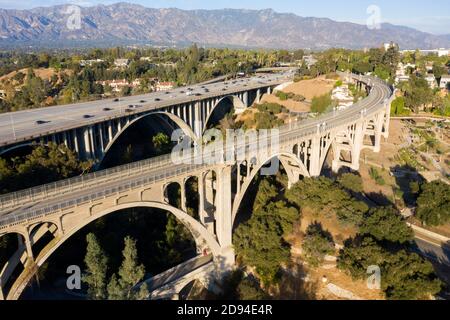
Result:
[0, 153, 173, 211]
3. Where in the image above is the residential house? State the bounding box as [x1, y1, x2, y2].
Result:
[114, 59, 130, 68]
[80, 59, 105, 67]
[155, 81, 175, 92]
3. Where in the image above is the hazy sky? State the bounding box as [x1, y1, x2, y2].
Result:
[1, 0, 449, 34]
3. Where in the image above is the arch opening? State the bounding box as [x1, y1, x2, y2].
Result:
[0, 232, 26, 299]
[204, 96, 242, 132]
[99, 112, 195, 169]
[21, 205, 202, 300]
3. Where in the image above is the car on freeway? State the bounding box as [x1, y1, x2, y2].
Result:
[139, 100, 146, 103]
[35, 120, 49, 125]
[83, 115, 94, 119]
[113, 98, 120, 102]
[103, 107, 113, 111]
[155, 98, 161, 101]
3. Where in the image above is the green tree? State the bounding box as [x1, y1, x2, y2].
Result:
[152, 132, 172, 155]
[416, 181, 450, 226]
[337, 173, 363, 193]
[338, 237, 442, 300]
[359, 207, 414, 244]
[302, 223, 335, 267]
[237, 278, 269, 300]
[83, 233, 108, 300]
[390, 97, 409, 116]
[107, 237, 148, 300]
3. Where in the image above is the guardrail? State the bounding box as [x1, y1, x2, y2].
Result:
[0, 73, 393, 228]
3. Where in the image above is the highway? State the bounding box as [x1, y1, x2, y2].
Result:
[0, 72, 292, 146]
[0, 73, 392, 227]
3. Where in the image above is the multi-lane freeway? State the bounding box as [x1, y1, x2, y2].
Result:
[0, 72, 293, 146]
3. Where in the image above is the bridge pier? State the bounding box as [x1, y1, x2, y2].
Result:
[215, 166, 235, 274]
[351, 121, 364, 171]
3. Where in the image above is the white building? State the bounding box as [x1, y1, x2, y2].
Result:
[80, 59, 104, 67]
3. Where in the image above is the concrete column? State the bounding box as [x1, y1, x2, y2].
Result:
[98, 124, 105, 154]
[309, 137, 321, 177]
[89, 126, 95, 158]
[204, 173, 215, 233]
[351, 121, 364, 170]
[216, 166, 232, 248]
[194, 102, 202, 138]
[373, 114, 384, 153]
[243, 91, 249, 108]
[24, 232, 34, 262]
[83, 127, 92, 159]
[198, 174, 207, 226]
[117, 119, 122, 132]
[215, 166, 235, 274]
[73, 129, 80, 155]
[108, 121, 113, 143]
[183, 105, 187, 124]
[267, 87, 271, 95]
[236, 163, 241, 195]
[63, 131, 69, 148]
[180, 181, 187, 212]
[256, 89, 261, 104]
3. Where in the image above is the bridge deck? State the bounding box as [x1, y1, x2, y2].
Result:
[0, 73, 290, 146]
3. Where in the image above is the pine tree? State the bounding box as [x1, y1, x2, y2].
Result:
[107, 236, 148, 300]
[83, 233, 108, 300]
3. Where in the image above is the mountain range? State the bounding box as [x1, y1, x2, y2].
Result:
[0, 2, 449, 49]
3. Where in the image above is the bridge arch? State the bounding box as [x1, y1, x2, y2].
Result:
[9, 201, 221, 300]
[232, 152, 310, 225]
[29, 202, 220, 269]
[99, 112, 198, 166]
[203, 95, 246, 133]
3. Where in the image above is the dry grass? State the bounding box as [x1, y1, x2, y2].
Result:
[258, 76, 336, 113]
[0, 68, 71, 87]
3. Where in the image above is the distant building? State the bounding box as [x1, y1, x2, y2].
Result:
[97, 78, 141, 93]
[303, 55, 317, 68]
[114, 59, 130, 68]
[155, 81, 175, 91]
[80, 59, 104, 67]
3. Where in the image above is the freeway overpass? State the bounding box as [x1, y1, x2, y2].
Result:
[0, 71, 293, 161]
[0, 72, 393, 300]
